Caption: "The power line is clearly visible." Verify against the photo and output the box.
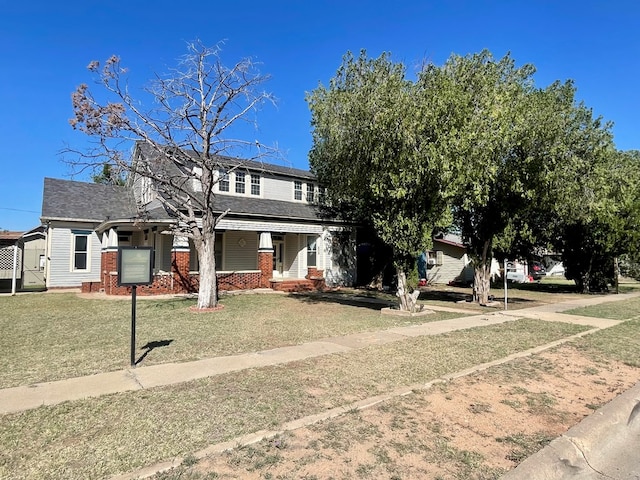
[0,207,40,214]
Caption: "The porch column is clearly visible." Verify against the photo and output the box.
[101,228,118,294]
[171,235,191,293]
[257,232,273,288]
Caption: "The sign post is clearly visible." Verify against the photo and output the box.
[504,259,508,311]
[117,247,154,368]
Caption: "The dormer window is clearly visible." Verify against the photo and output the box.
[235,172,246,194]
[306,183,315,203]
[219,169,229,192]
[250,174,260,196]
[294,180,303,200]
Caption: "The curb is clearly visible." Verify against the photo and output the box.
[501,381,640,479]
[111,329,603,480]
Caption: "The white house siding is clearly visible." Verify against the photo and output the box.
[261,175,294,202]
[285,233,301,277]
[46,222,101,287]
[324,229,356,287]
[223,231,258,271]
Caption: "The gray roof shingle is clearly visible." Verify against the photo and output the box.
[41,178,138,222]
[41,177,329,224]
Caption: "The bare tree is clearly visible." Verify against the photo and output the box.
[67,41,276,309]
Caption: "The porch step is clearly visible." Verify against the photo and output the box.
[270,278,325,293]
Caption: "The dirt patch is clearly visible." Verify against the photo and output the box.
[176,344,639,479]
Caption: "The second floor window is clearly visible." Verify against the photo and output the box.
[250,174,260,196]
[219,170,229,192]
[306,183,315,203]
[235,172,246,194]
[294,180,303,200]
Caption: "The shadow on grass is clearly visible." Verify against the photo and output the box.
[136,339,174,365]
[504,281,579,294]
[290,291,395,310]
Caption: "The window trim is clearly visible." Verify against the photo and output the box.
[235,171,246,194]
[294,180,303,201]
[250,174,261,196]
[306,183,315,203]
[71,231,90,272]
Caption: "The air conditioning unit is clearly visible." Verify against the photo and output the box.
[427,258,437,266]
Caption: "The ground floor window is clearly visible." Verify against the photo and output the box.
[189,233,224,271]
[307,235,317,267]
[72,232,89,271]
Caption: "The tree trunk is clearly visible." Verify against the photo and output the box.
[396,269,420,312]
[472,239,492,305]
[473,264,491,304]
[195,234,218,309]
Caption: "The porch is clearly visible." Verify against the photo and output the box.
[84,228,327,295]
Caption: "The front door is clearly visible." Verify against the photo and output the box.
[273,240,284,277]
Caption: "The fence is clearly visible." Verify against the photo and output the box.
[0,245,21,280]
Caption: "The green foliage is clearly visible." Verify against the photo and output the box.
[91,163,126,185]
[307,50,451,272]
[309,48,635,297]
[553,149,640,292]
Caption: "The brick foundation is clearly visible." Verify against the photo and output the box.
[96,249,323,296]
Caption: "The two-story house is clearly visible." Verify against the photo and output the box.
[40,143,355,295]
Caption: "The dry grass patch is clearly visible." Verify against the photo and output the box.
[162,342,639,480]
[0,318,588,479]
[0,292,463,388]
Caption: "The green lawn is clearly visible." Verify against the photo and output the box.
[0,292,465,388]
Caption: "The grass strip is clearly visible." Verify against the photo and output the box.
[0,318,588,479]
[572,318,640,367]
[564,297,640,321]
[0,293,462,388]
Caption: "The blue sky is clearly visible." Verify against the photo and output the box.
[1,1,638,231]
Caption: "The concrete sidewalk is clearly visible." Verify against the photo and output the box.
[0,308,522,415]
[1,292,636,415]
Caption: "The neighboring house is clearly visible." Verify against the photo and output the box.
[0,227,46,291]
[41,143,355,295]
[425,234,475,285]
[425,233,500,285]
[19,226,46,289]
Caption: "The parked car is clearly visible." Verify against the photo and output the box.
[529,261,547,280]
[506,261,528,283]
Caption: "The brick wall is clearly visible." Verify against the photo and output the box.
[97,247,263,295]
[258,251,273,288]
[217,271,262,290]
[306,267,324,279]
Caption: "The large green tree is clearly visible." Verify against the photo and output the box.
[307,51,451,311]
[553,148,640,292]
[429,51,610,303]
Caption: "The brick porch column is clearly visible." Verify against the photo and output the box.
[258,232,273,288]
[172,235,191,293]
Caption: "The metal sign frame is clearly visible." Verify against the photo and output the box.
[116,246,155,367]
[117,246,154,286]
